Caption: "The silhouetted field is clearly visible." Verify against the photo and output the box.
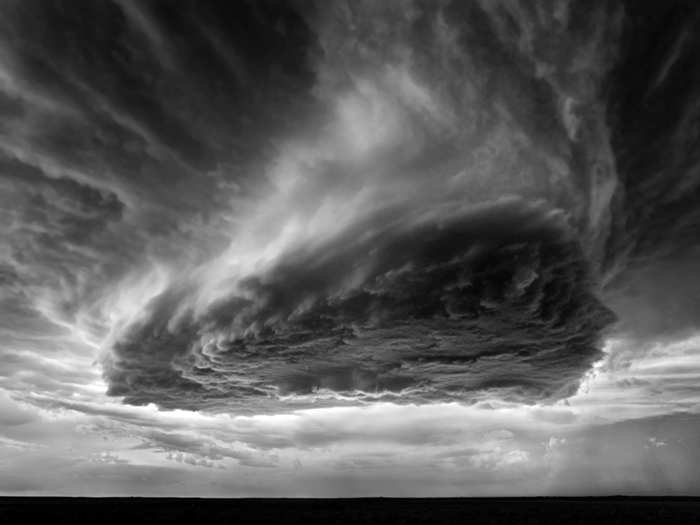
[1,497,699,524]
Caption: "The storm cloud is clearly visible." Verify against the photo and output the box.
[97,0,624,410]
[1,0,700,426]
[106,198,614,409]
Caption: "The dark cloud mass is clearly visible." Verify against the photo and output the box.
[107,200,614,409]
[2,0,700,412]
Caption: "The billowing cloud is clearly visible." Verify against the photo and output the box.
[3,0,700,497]
[95,0,623,410]
[105,199,614,409]
[2,0,698,413]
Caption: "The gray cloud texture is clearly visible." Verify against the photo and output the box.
[4,390,699,496]
[1,0,700,415]
[101,0,623,410]
[106,200,614,409]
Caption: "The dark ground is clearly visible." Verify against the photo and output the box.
[1,497,699,524]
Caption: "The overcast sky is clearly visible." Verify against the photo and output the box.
[2,0,700,496]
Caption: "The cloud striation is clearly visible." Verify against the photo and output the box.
[2,0,700,414]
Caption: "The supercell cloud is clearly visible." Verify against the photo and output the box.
[101,0,622,409]
[108,200,614,409]
[1,0,700,419]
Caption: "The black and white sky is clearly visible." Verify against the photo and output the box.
[2,0,700,496]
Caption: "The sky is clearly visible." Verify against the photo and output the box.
[1,0,700,497]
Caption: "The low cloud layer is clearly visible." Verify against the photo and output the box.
[3,387,700,496]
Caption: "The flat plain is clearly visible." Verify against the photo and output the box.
[1,497,699,524]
